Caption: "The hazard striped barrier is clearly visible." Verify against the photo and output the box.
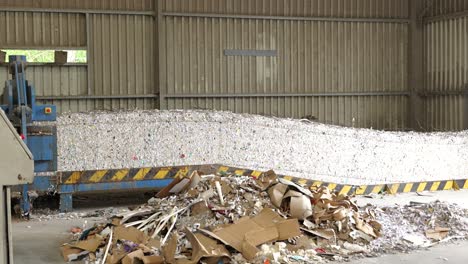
[59,164,467,195]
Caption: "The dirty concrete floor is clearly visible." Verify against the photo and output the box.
[13,217,102,263]
[12,190,468,264]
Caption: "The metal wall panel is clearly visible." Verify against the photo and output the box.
[165,96,408,129]
[88,14,155,111]
[0,64,156,113]
[0,0,154,11]
[39,98,156,113]
[424,16,467,131]
[159,16,408,129]
[0,11,86,48]
[424,95,464,131]
[158,0,409,18]
[0,65,88,112]
[424,0,468,17]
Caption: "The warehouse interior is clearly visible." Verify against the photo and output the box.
[0,0,466,131]
[0,0,467,264]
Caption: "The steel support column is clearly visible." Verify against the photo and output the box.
[408,0,425,131]
[59,193,73,213]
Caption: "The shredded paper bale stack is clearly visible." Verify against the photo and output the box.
[60,170,383,263]
[56,110,468,185]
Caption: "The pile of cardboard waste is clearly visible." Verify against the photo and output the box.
[61,170,381,263]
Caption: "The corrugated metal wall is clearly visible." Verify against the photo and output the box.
[424,15,467,131]
[87,14,156,111]
[0,65,88,112]
[0,0,154,11]
[425,0,468,17]
[0,11,86,48]
[0,2,156,113]
[158,1,409,129]
[1,0,465,131]
[158,0,409,18]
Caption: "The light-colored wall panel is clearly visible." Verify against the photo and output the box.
[424,16,467,131]
[158,0,409,18]
[159,16,408,129]
[88,14,155,110]
[0,11,86,48]
[165,96,408,130]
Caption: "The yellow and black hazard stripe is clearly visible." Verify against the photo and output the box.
[274,175,355,196]
[60,166,201,184]
[352,184,386,195]
[216,169,360,196]
[216,166,263,178]
[219,166,468,195]
[385,180,455,194]
[454,179,468,190]
[59,164,468,195]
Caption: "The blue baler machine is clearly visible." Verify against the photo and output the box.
[1,55,57,215]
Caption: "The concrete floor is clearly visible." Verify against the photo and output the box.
[343,240,468,264]
[12,190,468,264]
[12,217,102,264]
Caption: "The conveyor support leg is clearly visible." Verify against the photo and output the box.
[20,185,30,217]
[59,193,73,212]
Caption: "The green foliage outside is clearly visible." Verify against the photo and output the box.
[2,50,87,63]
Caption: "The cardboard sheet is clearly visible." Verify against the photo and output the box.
[114,226,149,244]
[207,208,301,260]
[278,178,313,197]
[169,178,191,193]
[140,255,165,264]
[156,171,199,198]
[256,170,278,190]
[244,227,279,246]
[267,183,288,208]
[354,215,378,238]
[121,249,145,264]
[71,236,103,252]
[191,201,211,216]
[147,238,161,249]
[188,171,201,189]
[276,219,301,240]
[60,244,88,262]
[163,234,178,264]
[425,227,450,240]
[176,229,230,264]
[284,190,313,220]
[106,248,127,264]
[301,228,335,240]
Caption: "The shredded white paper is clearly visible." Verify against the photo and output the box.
[56,110,468,185]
